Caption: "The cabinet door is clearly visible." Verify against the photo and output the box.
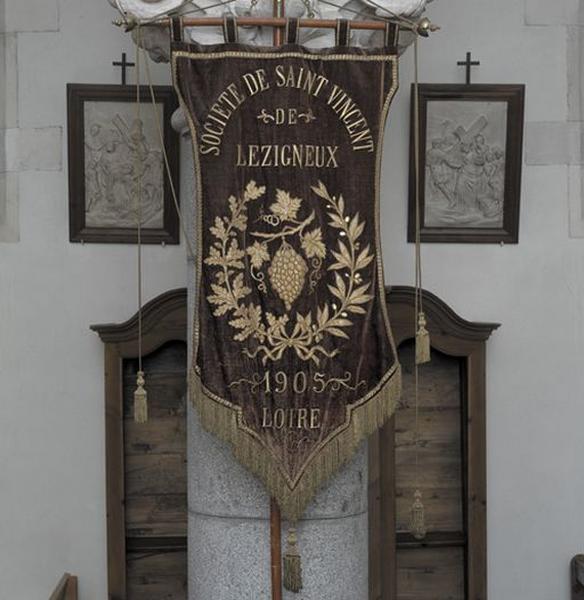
[369,287,495,600]
[395,341,465,600]
[123,341,188,600]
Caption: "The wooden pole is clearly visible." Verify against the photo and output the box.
[120,16,411,32]
[270,498,283,600]
[269,4,284,596]
[272,0,284,45]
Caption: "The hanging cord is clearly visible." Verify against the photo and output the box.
[409,33,429,541]
[413,35,430,366]
[141,48,197,261]
[133,24,148,424]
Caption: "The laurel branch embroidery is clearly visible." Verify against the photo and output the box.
[204,180,374,365]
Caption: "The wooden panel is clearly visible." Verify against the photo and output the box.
[395,342,464,534]
[572,555,584,600]
[369,287,495,600]
[123,341,188,599]
[397,547,465,600]
[125,454,187,496]
[369,422,397,600]
[126,550,187,600]
[105,345,126,598]
[123,342,187,535]
[49,574,78,600]
[122,378,187,419]
[125,417,187,455]
[125,494,187,537]
[95,290,190,600]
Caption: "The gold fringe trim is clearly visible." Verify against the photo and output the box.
[190,366,401,521]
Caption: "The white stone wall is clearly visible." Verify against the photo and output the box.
[523,0,584,238]
[1,0,583,599]
[385,1,584,599]
[0,1,185,598]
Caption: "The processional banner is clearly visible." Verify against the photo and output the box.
[172,18,401,520]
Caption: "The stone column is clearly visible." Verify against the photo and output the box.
[174,115,369,600]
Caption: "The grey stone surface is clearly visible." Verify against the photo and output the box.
[284,511,368,600]
[188,407,271,520]
[0,127,62,172]
[568,26,583,122]
[0,35,18,129]
[171,110,189,138]
[569,166,584,237]
[524,0,581,25]
[566,19,584,238]
[0,173,19,242]
[188,506,272,600]
[188,407,368,520]
[187,497,368,600]
[176,121,370,599]
[2,0,59,33]
[524,121,582,165]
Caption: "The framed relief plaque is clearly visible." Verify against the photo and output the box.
[67,84,180,244]
[408,84,525,244]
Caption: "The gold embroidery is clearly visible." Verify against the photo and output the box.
[256,108,317,125]
[204,180,374,365]
[235,144,339,168]
[227,370,366,394]
[172,49,402,518]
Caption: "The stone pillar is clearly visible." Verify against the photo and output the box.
[174,117,369,600]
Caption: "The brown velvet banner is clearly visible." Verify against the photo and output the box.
[172,22,401,519]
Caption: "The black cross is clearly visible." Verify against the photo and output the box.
[112,52,135,86]
[457,51,480,85]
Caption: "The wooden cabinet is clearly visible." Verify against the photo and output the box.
[92,289,188,600]
[369,287,498,600]
[93,286,496,599]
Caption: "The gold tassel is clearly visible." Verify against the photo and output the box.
[283,527,303,593]
[134,370,148,423]
[410,489,427,540]
[415,312,431,365]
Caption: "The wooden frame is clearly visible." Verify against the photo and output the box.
[369,286,499,600]
[408,84,525,244]
[68,84,180,244]
[49,574,78,600]
[91,289,187,599]
[572,555,584,600]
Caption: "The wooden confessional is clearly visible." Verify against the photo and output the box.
[369,287,498,600]
[93,286,497,600]
[92,289,188,600]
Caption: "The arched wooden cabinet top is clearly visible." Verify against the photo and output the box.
[91,285,498,350]
[91,288,187,354]
[92,288,189,600]
[387,285,499,348]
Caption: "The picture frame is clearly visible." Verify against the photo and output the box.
[67,83,180,244]
[408,84,525,244]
